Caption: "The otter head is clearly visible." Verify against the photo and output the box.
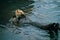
[15,9,24,18]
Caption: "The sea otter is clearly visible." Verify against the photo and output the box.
[9,9,26,26]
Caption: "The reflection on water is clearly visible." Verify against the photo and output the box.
[0,23,59,40]
[48,30,58,40]
[0,0,60,40]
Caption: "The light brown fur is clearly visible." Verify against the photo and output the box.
[15,9,24,18]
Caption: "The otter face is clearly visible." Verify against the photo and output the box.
[15,9,24,18]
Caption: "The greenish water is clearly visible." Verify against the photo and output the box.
[0,0,60,40]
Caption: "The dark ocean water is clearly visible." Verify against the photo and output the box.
[0,0,60,40]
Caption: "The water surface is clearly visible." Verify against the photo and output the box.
[0,0,60,40]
